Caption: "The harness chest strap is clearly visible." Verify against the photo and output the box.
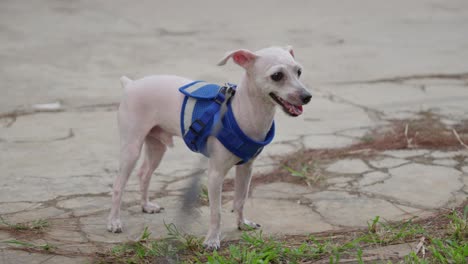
[215,103,275,162]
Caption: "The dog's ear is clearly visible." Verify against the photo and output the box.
[285,45,294,58]
[217,49,257,68]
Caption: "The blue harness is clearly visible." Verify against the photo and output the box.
[179,81,275,164]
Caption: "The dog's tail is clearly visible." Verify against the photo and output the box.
[119,76,132,88]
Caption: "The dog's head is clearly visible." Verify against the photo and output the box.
[218,46,312,117]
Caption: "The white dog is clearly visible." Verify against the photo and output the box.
[107,46,312,249]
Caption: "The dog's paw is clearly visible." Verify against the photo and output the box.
[238,219,261,231]
[107,218,123,233]
[203,237,220,251]
[142,202,163,214]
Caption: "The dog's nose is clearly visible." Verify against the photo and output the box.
[301,93,312,104]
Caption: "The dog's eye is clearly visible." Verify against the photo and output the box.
[270,72,284,82]
[297,69,302,77]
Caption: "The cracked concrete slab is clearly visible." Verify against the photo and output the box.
[326,159,371,174]
[432,158,459,167]
[363,163,462,208]
[0,249,88,264]
[303,134,355,149]
[359,171,389,186]
[56,196,112,217]
[326,176,354,185]
[308,191,415,227]
[462,166,468,174]
[382,149,430,158]
[229,198,335,235]
[430,150,468,159]
[252,182,313,199]
[324,83,468,119]
[2,207,70,224]
[0,202,41,215]
[463,177,468,193]
[369,157,408,169]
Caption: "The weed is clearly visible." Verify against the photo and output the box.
[367,216,380,233]
[360,134,374,143]
[356,247,364,264]
[165,222,203,251]
[428,238,467,264]
[282,162,323,186]
[3,239,54,251]
[446,206,467,241]
[199,184,209,205]
[283,165,308,178]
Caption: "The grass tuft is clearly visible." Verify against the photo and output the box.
[3,239,55,251]
[199,184,209,206]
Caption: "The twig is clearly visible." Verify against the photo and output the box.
[452,129,468,149]
[404,123,414,148]
[415,236,426,257]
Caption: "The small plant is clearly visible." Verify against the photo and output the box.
[367,216,380,233]
[360,134,374,143]
[165,222,203,251]
[356,248,364,264]
[427,238,467,264]
[447,205,467,241]
[139,226,151,241]
[3,239,54,251]
[30,219,50,230]
[283,165,308,178]
[199,184,209,205]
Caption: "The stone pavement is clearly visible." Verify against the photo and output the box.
[1,0,468,263]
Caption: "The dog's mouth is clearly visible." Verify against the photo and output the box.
[269,93,303,117]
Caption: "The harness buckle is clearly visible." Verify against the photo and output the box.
[214,93,226,105]
[224,83,236,97]
[214,84,236,104]
[189,119,205,135]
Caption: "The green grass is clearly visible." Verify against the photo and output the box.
[2,239,55,251]
[282,163,322,185]
[360,134,375,143]
[282,165,308,179]
[92,205,467,264]
[199,184,209,205]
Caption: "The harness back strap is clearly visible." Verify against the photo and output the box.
[182,83,235,154]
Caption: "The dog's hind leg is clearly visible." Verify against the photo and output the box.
[107,109,149,233]
[107,137,145,232]
[233,161,261,230]
[137,135,166,213]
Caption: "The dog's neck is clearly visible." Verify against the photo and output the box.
[230,73,276,141]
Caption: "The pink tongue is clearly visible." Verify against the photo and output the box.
[287,104,303,116]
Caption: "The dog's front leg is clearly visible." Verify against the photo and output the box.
[203,164,226,250]
[233,161,261,230]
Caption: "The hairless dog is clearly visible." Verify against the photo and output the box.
[107,46,312,249]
